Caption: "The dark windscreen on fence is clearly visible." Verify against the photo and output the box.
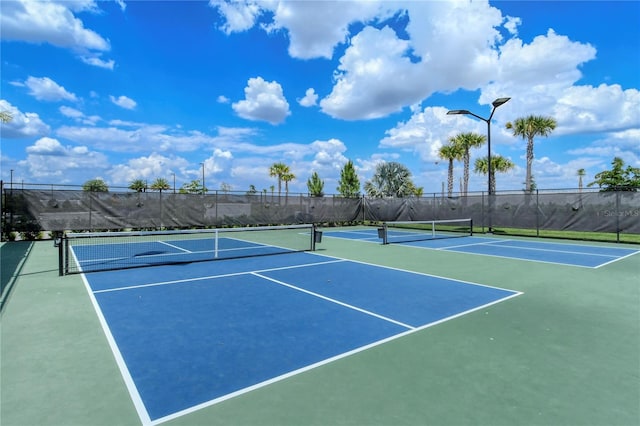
[4,189,363,230]
[2,188,639,240]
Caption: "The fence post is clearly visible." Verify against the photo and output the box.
[536,189,540,237]
[616,190,620,243]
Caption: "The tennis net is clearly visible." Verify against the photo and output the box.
[380,218,473,244]
[59,224,317,275]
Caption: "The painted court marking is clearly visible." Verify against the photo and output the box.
[79,251,520,425]
[323,229,638,268]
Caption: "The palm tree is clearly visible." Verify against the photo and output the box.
[474,155,515,193]
[150,178,171,192]
[450,132,485,196]
[577,168,586,192]
[269,162,291,197]
[438,143,463,197]
[506,115,557,192]
[129,179,147,192]
[282,172,295,195]
[364,161,417,198]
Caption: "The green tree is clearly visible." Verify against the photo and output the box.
[269,162,291,197]
[474,155,515,193]
[179,179,206,194]
[588,157,640,192]
[307,172,324,197]
[0,111,13,123]
[364,161,417,198]
[220,182,232,193]
[506,115,557,193]
[129,179,147,192]
[450,132,485,196]
[438,143,463,197]
[246,184,258,195]
[82,178,109,192]
[337,160,360,197]
[150,178,170,191]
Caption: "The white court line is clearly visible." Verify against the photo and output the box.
[252,272,415,330]
[398,238,628,269]
[92,258,347,294]
[158,240,192,253]
[595,250,640,269]
[307,251,520,293]
[436,239,507,250]
[79,271,152,425]
[484,240,622,258]
[150,271,522,426]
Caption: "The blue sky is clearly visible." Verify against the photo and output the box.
[1,0,639,195]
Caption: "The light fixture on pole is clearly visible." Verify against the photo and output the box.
[447,97,510,231]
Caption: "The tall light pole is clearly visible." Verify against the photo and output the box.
[171,172,176,194]
[200,162,205,195]
[447,97,510,231]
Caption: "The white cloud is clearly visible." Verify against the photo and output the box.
[504,16,521,36]
[17,76,78,102]
[320,25,425,120]
[20,136,108,180]
[308,138,349,172]
[553,84,640,135]
[56,123,206,153]
[217,95,230,104]
[0,0,109,50]
[263,1,391,59]
[232,77,290,125]
[0,0,115,68]
[109,153,190,185]
[80,55,115,70]
[380,106,453,162]
[298,88,318,107]
[210,0,263,34]
[59,106,101,125]
[211,0,395,59]
[59,106,84,119]
[0,99,51,139]
[115,0,127,12]
[110,95,137,110]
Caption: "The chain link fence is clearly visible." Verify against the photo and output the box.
[2,182,638,243]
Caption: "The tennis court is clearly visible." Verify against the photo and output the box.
[82,242,519,423]
[322,222,639,268]
[2,225,639,426]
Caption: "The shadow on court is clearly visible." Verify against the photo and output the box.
[0,241,33,312]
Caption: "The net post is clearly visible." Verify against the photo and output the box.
[470,218,473,236]
[378,223,388,245]
[312,223,316,251]
[57,234,63,276]
[214,229,219,258]
[64,233,69,275]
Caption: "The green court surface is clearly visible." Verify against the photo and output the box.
[1,228,639,426]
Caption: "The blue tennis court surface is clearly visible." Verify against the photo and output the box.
[322,229,639,268]
[79,250,520,424]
